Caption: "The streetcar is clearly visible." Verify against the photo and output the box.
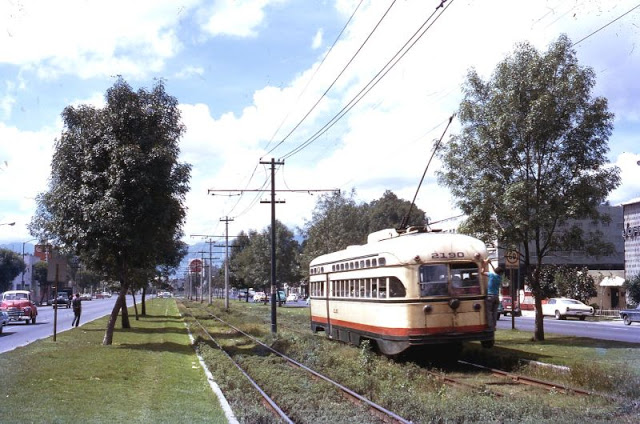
[308,226,494,356]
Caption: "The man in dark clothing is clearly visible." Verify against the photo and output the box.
[71,293,82,327]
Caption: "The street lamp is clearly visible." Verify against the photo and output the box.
[22,238,38,290]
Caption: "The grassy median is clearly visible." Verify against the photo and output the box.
[0,298,228,424]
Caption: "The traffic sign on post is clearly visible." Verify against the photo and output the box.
[505,249,519,269]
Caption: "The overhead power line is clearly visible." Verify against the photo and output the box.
[262,0,365,154]
[280,0,453,160]
[265,0,398,157]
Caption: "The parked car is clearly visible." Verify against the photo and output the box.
[0,310,8,333]
[0,290,38,324]
[542,298,594,320]
[80,293,92,301]
[619,305,640,326]
[253,292,267,302]
[499,296,522,317]
[286,293,298,302]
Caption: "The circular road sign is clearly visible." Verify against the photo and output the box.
[505,249,519,269]
[189,258,203,273]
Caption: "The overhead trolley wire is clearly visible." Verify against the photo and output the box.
[262,0,365,154]
[218,1,366,221]
[264,0,399,157]
[280,0,453,161]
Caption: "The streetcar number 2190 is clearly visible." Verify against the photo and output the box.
[431,252,465,259]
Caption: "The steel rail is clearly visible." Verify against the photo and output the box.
[197,306,413,424]
[458,360,598,396]
[184,309,294,424]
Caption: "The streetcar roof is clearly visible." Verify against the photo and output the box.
[310,229,487,267]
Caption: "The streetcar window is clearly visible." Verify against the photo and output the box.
[371,279,377,297]
[419,264,449,296]
[365,278,371,297]
[378,277,387,298]
[379,257,386,266]
[360,260,364,269]
[372,259,377,267]
[366,259,371,267]
[349,280,355,297]
[451,263,481,295]
[389,277,406,298]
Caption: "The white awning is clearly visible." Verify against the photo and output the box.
[600,276,625,287]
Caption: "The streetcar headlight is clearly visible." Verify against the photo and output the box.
[448,298,460,309]
[423,305,432,314]
[473,303,482,311]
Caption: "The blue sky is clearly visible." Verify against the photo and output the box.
[1,0,639,250]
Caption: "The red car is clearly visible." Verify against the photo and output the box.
[0,290,38,324]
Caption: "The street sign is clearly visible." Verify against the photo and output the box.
[189,258,203,273]
[505,249,519,269]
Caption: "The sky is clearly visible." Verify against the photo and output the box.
[1,0,639,255]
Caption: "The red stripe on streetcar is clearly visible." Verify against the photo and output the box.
[311,315,486,336]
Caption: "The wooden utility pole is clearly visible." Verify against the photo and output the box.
[208,158,338,334]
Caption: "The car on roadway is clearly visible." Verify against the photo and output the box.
[542,297,594,320]
[0,290,38,324]
[286,293,298,302]
[619,305,640,326]
[52,292,71,308]
[80,293,92,301]
[253,292,267,302]
[0,310,8,333]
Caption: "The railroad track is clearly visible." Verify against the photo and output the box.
[182,303,412,424]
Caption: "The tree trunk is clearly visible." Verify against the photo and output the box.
[102,292,125,345]
[120,286,130,329]
[141,286,147,316]
[532,264,545,341]
[131,289,139,321]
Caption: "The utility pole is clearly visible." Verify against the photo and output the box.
[220,217,234,311]
[260,158,284,334]
[209,158,338,335]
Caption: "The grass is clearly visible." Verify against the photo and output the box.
[182,298,640,423]
[0,298,228,424]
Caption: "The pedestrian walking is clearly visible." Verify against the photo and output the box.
[71,293,82,327]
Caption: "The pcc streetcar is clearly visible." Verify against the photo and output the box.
[308,226,494,356]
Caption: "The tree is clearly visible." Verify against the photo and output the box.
[366,190,426,233]
[300,189,428,278]
[437,35,620,341]
[0,248,25,292]
[625,274,640,306]
[29,78,191,345]
[230,222,301,294]
[536,265,597,305]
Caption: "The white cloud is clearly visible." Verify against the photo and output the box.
[175,66,205,79]
[0,0,196,80]
[610,152,640,205]
[201,0,287,38]
[312,29,324,50]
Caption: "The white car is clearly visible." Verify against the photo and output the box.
[542,298,594,320]
[253,292,267,302]
[286,293,298,302]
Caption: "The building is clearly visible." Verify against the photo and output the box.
[623,197,640,280]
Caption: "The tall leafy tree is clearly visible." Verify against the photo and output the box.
[30,78,191,345]
[0,248,25,292]
[437,35,620,341]
[366,190,427,232]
